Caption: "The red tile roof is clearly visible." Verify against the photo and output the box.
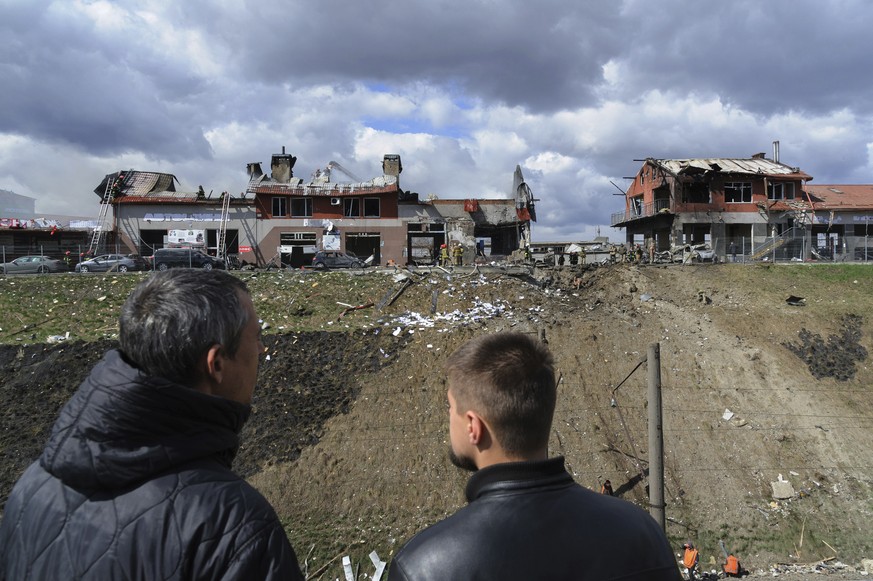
[803,184,873,210]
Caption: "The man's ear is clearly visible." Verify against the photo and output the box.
[466,411,487,445]
[204,344,225,384]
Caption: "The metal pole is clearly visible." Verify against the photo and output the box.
[647,342,666,531]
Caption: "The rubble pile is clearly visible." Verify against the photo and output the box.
[764,559,860,578]
[782,314,868,381]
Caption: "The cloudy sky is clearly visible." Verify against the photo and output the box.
[2,0,872,241]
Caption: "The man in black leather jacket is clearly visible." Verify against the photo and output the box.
[0,269,303,580]
[388,332,681,581]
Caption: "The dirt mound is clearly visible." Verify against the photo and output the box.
[236,330,407,477]
[2,264,872,580]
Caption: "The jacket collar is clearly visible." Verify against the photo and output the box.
[41,349,251,490]
[465,456,572,502]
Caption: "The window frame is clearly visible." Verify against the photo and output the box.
[363,197,380,218]
[724,182,753,203]
[344,198,361,218]
[272,196,287,217]
[290,197,313,217]
[767,182,795,201]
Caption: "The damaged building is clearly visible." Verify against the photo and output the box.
[98,150,535,267]
[612,145,873,261]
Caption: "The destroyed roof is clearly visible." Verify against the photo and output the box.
[801,184,873,210]
[93,171,181,198]
[430,199,524,225]
[650,157,812,180]
[116,191,203,203]
[247,174,399,197]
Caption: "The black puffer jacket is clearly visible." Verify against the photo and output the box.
[389,457,682,581]
[0,350,302,581]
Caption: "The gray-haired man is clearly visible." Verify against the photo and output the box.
[0,269,303,580]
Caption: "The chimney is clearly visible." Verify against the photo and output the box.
[271,147,297,183]
[246,162,263,179]
[382,154,402,178]
[772,140,780,163]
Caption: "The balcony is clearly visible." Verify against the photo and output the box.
[611,199,672,226]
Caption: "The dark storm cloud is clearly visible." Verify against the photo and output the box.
[203,0,625,113]
[611,0,873,117]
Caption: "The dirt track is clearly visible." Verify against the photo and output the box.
[1,263,872,579]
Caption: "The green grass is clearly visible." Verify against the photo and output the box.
[0,270,392,344]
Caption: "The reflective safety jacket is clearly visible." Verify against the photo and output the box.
[684,548,699,569]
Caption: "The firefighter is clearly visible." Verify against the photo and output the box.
[452,243,463,266]
[439,244,449,267]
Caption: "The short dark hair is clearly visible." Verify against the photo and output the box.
[119,269,251,386]
[445,332,556,456]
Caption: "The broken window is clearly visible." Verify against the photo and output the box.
[767,182,795,200]
[290,197,312,217]
[344,198,360,217]
[683,182,711,204]
[272,197,287,217]
[724,182,752,203]
[363,197,380,217]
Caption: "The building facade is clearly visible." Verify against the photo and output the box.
[612,152,873,261]
[102,150,535,267]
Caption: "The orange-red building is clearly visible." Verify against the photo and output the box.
[612,152,873,261]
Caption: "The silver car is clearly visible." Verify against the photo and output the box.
[0,255,69,274]
[75,254,147,273]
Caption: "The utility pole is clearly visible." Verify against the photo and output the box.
[647,342,665,530]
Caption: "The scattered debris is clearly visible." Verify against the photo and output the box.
[338,302,374,319]
[768,558,857,577]
[785,295,805,306]
[377,277,414,310]
[46,332,71,344]
[771,473,796,499]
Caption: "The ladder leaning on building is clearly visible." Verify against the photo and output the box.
[216,191,232,265]
[88,170,130,256]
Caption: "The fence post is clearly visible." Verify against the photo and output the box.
[647,342,666,531]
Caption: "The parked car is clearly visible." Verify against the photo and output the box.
[312,250,365,270]
[75,253,147,273]
[0,255,69,274]
[151,248,225,271]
